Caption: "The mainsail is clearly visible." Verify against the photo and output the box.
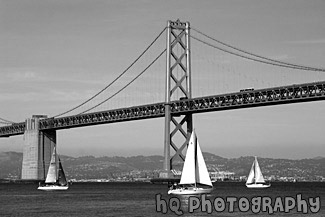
[246,162,255,184]
[179,131,212,187]
[45,147,57,183]
[179,132,196,185]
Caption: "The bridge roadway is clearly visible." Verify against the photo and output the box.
[1,81,325,137]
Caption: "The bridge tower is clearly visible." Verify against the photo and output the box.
[161,20,192,178]
[21,115,56,180]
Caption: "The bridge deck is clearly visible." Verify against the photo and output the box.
[1,81,325,137]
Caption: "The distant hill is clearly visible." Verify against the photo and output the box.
[0,152,22,179]
[313,156,325,160]
[0,151,324,180]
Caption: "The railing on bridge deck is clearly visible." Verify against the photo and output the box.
[1,81,325,137]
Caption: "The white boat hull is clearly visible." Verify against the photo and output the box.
[246,183,271,189]
[168,187,213,195]
[38,185,69,191]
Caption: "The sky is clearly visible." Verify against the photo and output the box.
[1,0,325,159]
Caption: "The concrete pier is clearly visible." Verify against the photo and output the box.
[21,116,56,180]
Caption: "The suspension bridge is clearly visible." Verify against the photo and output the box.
[1,20,325,180]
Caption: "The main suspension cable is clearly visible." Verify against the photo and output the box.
[78,48,166,114]
[191,35,325,72]
[192,27,325,72]
[52,27,167,118]
[0,117,15,124]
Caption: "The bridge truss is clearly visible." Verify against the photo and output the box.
[1,81,325,137]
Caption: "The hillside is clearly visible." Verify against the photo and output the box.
[0,152,324,181]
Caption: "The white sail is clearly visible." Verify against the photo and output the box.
[246,157,266,184]
[45,147,57,183]
[245,157,270,189]
[38,146,69,191]
[195,139,213,186]
[179,130,212,187]
[168,130,213,195]
[179,132,196,185]
[246,161,255,184]
[254,158,266,183]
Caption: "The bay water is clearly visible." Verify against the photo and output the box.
[0,182,324,216]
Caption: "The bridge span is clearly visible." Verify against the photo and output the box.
[1,80,325,138]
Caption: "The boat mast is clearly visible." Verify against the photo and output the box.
[55,146,58,182]
[194,131,197,188]
[254,156,257,184]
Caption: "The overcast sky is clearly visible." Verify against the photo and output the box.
[1,0,325,159]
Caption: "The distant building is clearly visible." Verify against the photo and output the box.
[209,171,235,182]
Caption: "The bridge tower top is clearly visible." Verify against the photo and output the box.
[165,19,192,102]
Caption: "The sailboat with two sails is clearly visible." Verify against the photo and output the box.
[38,147,69,191]
[168,130,213,195]
[246,156,271,188]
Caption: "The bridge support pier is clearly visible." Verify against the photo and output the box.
[21,116,56,180]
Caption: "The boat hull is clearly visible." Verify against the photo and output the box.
[246,183,271,188]
[168,187,213,195]
[38,185,69,191]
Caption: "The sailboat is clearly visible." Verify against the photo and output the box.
[38,147,69,191]
[168,130,213,195]
[246,156,271,188]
